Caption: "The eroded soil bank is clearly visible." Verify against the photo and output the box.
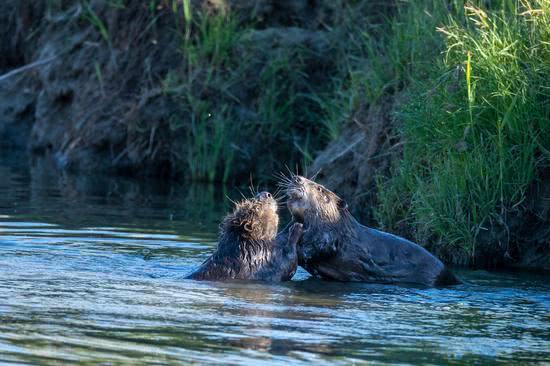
[0,0,362,178]
[1,0,548,272]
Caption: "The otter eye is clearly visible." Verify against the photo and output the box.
[316,186,322,192]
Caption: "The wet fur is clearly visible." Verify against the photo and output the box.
[187,194,301,281]
[282,174,459,287]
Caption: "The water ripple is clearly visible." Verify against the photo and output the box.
[0,171,548,364]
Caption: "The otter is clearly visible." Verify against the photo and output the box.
[187,191,303,281]
[282,174,459,287]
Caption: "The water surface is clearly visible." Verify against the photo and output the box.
[0,152,548,365]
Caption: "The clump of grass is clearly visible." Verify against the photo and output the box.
[82,2,111,46]
[164,5,337,181]
[181,10,239,70]
[163,9,241,183]
[359,1,453,99]
[184,99,234,183]
[311,1,453,142]
[375,0,549,265]
[255,46,321,159]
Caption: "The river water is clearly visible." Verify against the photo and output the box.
[0,151,548,365]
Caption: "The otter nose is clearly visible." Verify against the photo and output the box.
[257,191,272,200]
[289,190,303,199]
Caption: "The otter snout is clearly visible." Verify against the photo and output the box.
[256,191,272,200]
[285,177,308,224]
[256,191,278,213]
[286,191,307,224]
[288,190,304,200]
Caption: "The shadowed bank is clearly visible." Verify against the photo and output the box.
[0,153,549,365]
[0,1,548,270]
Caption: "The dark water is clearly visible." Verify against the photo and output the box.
[0,152,549,365]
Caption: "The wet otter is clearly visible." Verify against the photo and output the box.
[283,174,459,287]
[187,191,303,281]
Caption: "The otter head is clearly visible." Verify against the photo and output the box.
[222,191,279,242]
[283,174,348,229]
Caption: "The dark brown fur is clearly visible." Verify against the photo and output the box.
[187,192,302,281]
[282,174,459,287]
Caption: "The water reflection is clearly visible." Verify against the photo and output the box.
[0,150,228,233]
[0,150,549,365]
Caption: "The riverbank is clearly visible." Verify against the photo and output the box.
[2,151,549,364]
[0,0,548,271]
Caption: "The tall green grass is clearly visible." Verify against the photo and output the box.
[162,9,241,183]
[374,0,549,265]
[162,5,335,182]
[82,2,111,46]
[59,0,549,265]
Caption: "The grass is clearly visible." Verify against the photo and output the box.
[76,0,548,265]
[82,3,111,46]
[160,4,337,182]
[166,10,241,183]
[373,0,549,265]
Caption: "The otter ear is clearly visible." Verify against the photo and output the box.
[337,198,348,210]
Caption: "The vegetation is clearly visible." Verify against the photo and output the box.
[158,3,336,182]
[373,0,549,265]
[159,0,549,264]
[6,0,548,267]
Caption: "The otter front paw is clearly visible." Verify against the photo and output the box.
[288,222,303,246]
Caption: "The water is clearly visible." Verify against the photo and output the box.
[0,152,549,365]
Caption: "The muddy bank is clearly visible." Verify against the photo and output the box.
[1,0,547,272]
[313,130,550,273]
[0,0,351,179]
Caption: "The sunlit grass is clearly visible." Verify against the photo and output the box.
[79,0,548,261]
[375,0,549,264]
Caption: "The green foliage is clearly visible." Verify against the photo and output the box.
[165,11,241,183]
[82,3,111,46]
[310,1,456,141]
[184,100,234,183]
[375,0,549,264]
[181,11,238,68]
[163,6,336,182]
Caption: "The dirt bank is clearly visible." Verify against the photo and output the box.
[1,0,547,272]
[0,0,349,179]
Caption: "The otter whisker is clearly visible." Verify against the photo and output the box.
[274,171,292,186]
[309,168,322,181]
[273,170,286,179]
[248,174,257,196]
[282,165,299,185]
[276,180,291,189]
[273,185,284,198]
[284,164,296,180]
[275,172,293,189]
[225,194,237,206]
[282,167,299,184]
[236,188,248,200]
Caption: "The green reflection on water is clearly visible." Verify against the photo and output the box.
[0,151,549,365]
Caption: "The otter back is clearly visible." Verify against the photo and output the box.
[187,192,302,282]
[284,175,460,287]
[187,224,302,282]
